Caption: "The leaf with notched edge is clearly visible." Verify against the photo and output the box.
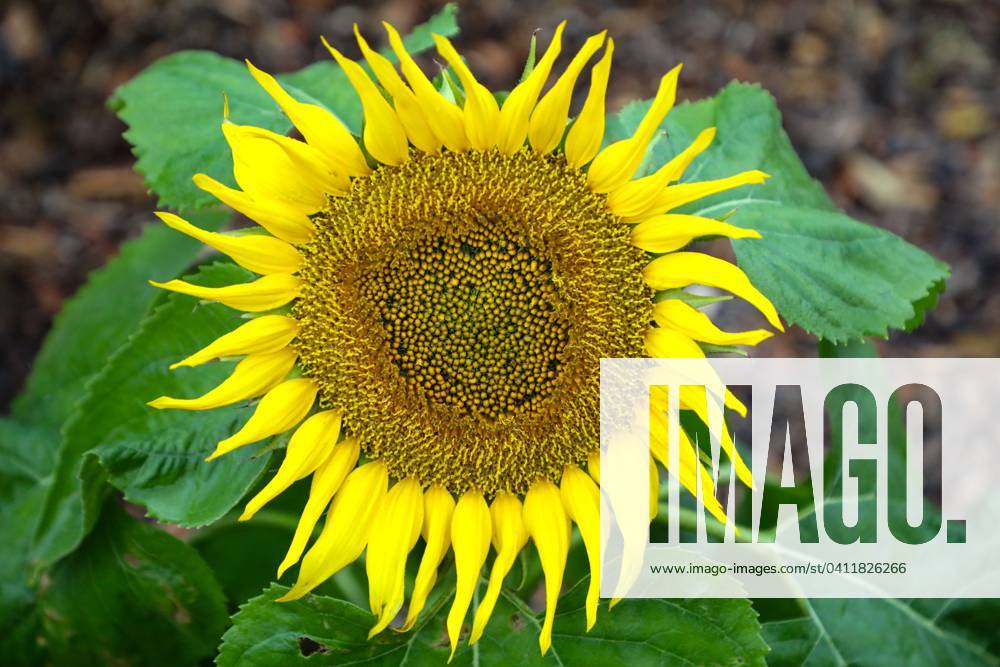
[110,5,459,211]
[607,82,948,343]
[218,580,767,666]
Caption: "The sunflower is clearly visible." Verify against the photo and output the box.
[148,21,781,657]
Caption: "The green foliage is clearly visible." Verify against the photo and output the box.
[32,259,272,573]
[85,261,276,526]
[0,6,971,665]
[755,340,999,666]
[109,4,459,211]
[0,418,53,666]
[761,598,999,667]
[9,210,227,430]
[733,204,949,342]
[218,581,767,666]
[0,211,228,664]
[39,504,228,667]
[609,83,949,343]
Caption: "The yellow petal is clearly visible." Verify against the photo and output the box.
[657,127,717,182]
[400,484,455,631]
[587,65,682,193]
[433,34,500,151]
[366,478,424,638]
[354,26,440,155]
[246,60,369,177]
[222,123,341,209]
[149,273,300,313]
[643,326,705,359]
[649,403,728,524]
[630,213,761,253]
[529,31,606,155]
[560,466,600,630]
[239,410,342,521]
[192,173,314,244]
[587,451,601,484]
[170,315,298,370]
[642,252,782,330]
[564,40,614,169]
[277,437,360,578]
[606,127,716,219]
[523,478,570,656]
[383,22,469,152]
[208,378,317,460]
[652,299,772,347]
[323,37,410,167]
[649,457,660,522]
[234,125,350,195]
[495,21,565,154]
[148,348,296,411]
[652,170,769,214]
[446,490,491,661]
[644,327,748,418]
[279,460,388,601]
[469,492,527,644]
[676,384,754,488]
[155,212,302,276]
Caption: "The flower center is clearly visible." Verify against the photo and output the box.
[359,227,568,419]
[293,149,651,494]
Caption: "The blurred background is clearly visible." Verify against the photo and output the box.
[1,0,997,411]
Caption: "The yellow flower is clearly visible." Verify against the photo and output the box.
[148,21,782,658]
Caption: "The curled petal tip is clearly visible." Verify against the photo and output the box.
[274,588,305,603]
[366,610,396,640]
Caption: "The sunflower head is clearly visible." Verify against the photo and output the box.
[148,20,781,658]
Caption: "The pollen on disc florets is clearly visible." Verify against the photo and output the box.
[359,226,570,420]
[293,148,651,495]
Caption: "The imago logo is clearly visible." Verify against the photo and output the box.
[599,358,999,599]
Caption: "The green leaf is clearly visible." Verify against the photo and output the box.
[732,204,949,342]
[608,82,948,343]
[759,495,999,665]
[111,5,459,211]
[218,580,767,665]
[760,339,999,666]
[0,419,53,666]
[0,213,230,660]
[9,210,227,431]
[32,261,273,570]
[761,598,998,666]
[38,503,228,667]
